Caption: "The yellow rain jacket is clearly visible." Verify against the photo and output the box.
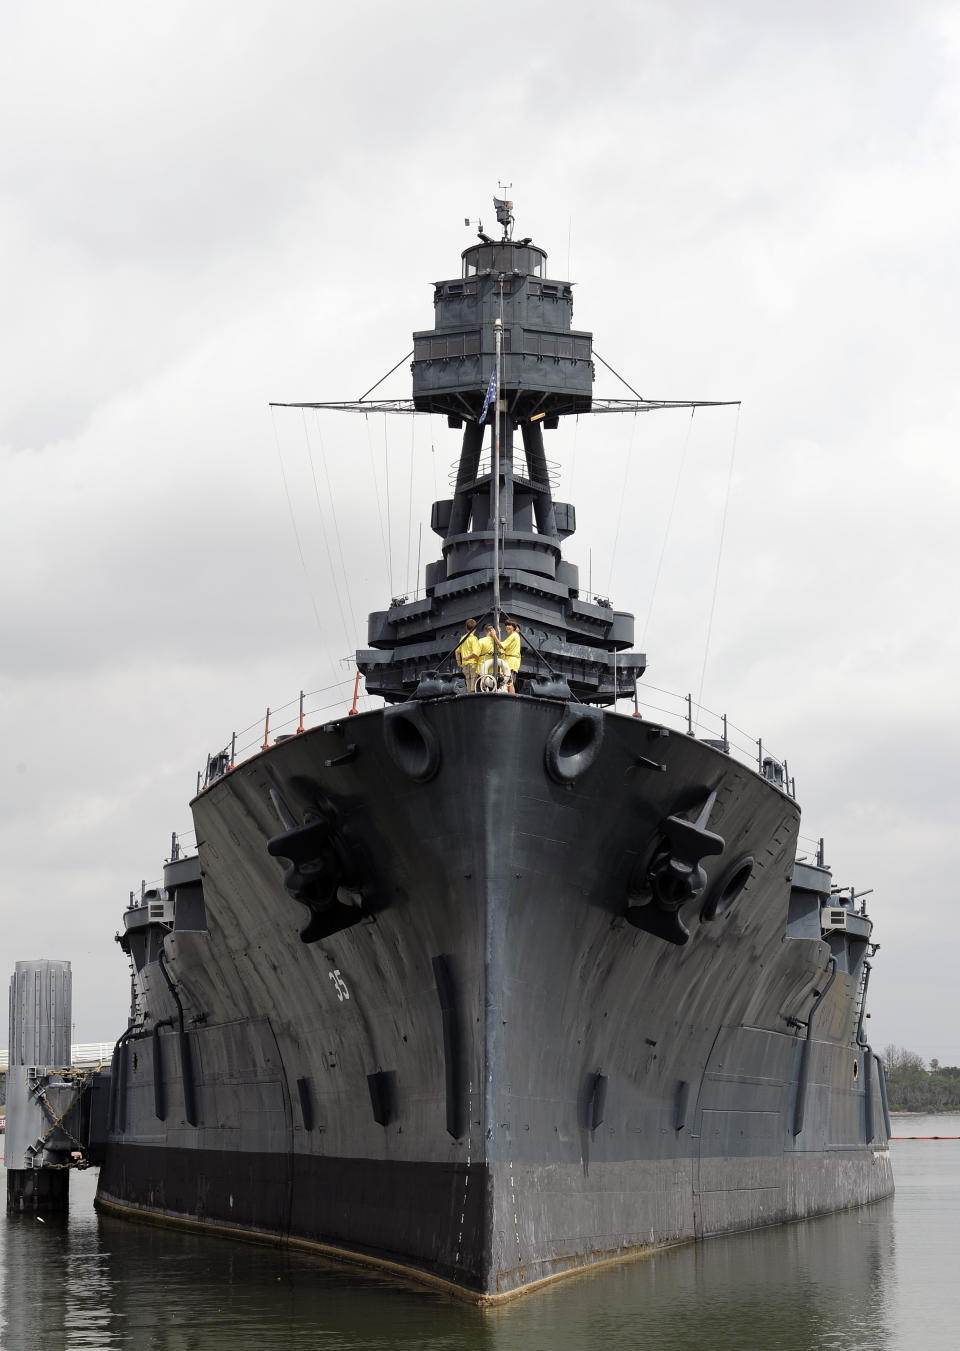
[502,630,521,673]
[476,633,504,678]
[476,633,496,664]
[456,630,482,672]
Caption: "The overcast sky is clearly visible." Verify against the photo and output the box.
[2,1,958,1065]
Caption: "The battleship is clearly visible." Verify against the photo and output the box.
[95,198,894,1301]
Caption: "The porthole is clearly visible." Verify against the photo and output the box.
[853,1059,860,1081]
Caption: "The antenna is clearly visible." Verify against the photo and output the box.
[494,184,514,239]
[465,215,491,243]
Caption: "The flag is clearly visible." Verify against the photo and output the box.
[479,368,497,424]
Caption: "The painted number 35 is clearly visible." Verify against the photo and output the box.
[328,969,350,1002]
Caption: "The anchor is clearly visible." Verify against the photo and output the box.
[266,806,365,944]
[626,790,725,945]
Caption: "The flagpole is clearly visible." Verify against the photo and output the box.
[492,313,502,628]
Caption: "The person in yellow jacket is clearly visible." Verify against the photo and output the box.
[477,623,506,690]
[500,619,521,694]
[477,623,496,671]
[455,618,482,692]
[475,620,521,692]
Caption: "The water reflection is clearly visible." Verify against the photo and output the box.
[483,1200,895,1351]
[0,1122,955,1351]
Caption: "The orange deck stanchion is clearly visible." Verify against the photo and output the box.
[348,671,362,716]
[262,707,271,751]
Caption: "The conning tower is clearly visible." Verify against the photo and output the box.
[358,201,645,704]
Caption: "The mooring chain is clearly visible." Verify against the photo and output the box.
[31,1070,92,1157]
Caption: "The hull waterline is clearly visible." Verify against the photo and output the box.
[97,696,892,1300]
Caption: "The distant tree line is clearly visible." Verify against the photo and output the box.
[882,1046,960,1111]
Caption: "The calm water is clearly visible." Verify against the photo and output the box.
[2,1115,958,1350]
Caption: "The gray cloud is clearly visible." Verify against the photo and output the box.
[1,0,958,1062]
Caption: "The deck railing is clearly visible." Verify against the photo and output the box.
[0,1042,116,1071]
[194,672,801,806]
[629,682,797,797]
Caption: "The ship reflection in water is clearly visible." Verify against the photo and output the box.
[3,1124,958,1351]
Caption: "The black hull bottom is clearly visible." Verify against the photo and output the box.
[96,1141,893,1302]
[97,1143,488,1294]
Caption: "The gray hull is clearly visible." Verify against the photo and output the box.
[96,694,893,1300]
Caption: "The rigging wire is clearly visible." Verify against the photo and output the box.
[358,349,415,403]
[301,411,353,661]
[311,412,362,649]
[270,407,325,638]
[639,407,696,653]
[567,413,580,500]
[607,412,639,593]
[695,404,741,730]
[593,350,646,401]
[406,411,416,594]
[383,413,393,594]
[364,412,392,589]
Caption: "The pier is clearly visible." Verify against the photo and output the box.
[3,961,111,1212]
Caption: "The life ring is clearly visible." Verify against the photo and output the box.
[478,657,511,693]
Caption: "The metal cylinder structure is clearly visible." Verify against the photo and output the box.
[5,960,74,1212]
[8,959,72,1069]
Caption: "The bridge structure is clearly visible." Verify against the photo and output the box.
[0,1043,115,1071]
